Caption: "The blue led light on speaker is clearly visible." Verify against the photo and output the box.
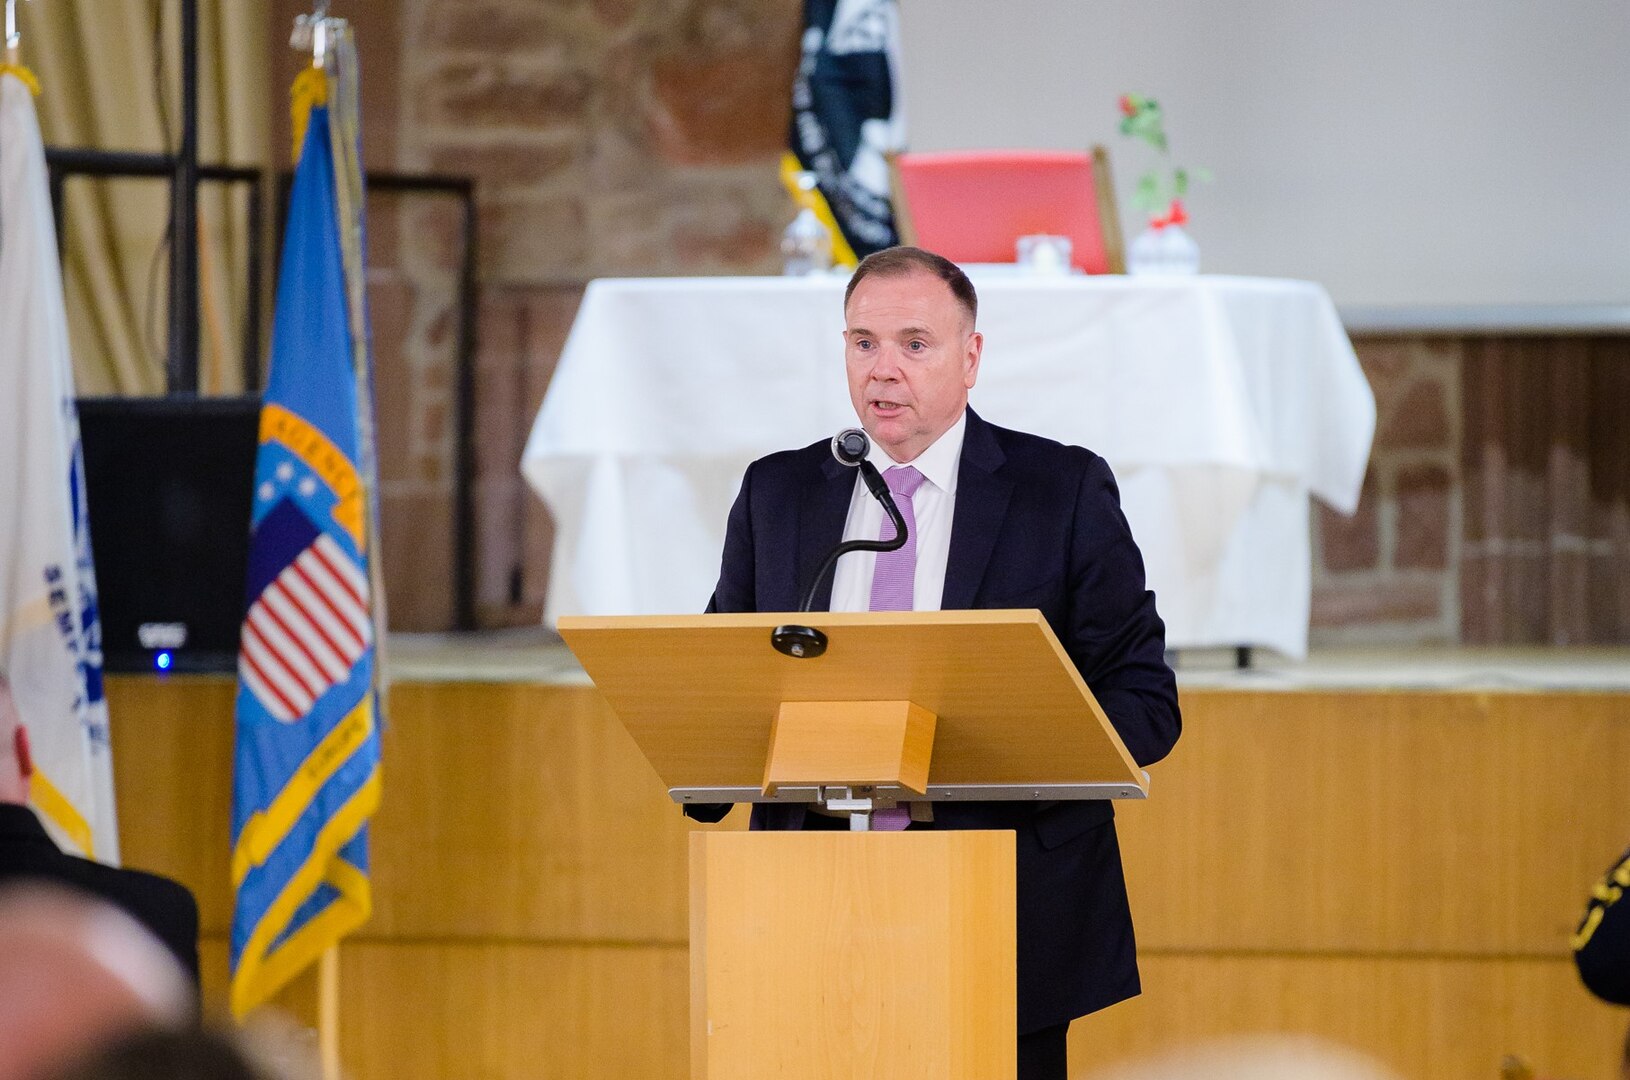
[155,651,173,671]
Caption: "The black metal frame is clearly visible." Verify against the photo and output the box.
[361,174,480,633]
[171,0,200,393]
[44,148,265,391]
[41,1,483,630]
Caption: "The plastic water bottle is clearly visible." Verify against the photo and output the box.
[781,207,832,276]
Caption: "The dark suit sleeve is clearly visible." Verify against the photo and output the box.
[705,460,757,615]
[1575,844,1630,1005]
[687,462,760,823]
[164,880,202,992]
[1066,454,1181,768]
[119,868,202,993]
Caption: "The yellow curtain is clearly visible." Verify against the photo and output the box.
[15,0,269,395]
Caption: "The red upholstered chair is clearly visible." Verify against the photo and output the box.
[889,147,1126,274]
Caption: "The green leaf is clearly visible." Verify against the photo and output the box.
[1133,173,1161,212]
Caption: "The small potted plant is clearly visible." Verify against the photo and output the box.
[1118,93,1210,274]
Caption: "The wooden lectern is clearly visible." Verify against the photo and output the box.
[558,610,1147,1080]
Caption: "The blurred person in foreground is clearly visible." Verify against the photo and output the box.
[0,886,192,1080]
[1074,1034,1406,1080]
[687,246,1181,1080]
[0,670,200,985]
[37,1024,315,1080]
[1574,842,1630,1079]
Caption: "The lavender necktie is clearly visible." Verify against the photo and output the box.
[869,465,926,830]
[868,466,927,612]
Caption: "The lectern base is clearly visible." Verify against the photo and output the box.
[690,831,1017,1080]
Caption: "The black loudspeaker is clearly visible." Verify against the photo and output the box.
[77,396,260,674]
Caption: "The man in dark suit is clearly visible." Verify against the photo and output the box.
[0,671,200,988]
[687,246,1181,1079]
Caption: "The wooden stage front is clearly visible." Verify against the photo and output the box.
[106,639,1630,1080]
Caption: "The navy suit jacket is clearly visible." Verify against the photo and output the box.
[690,408,1181,1031]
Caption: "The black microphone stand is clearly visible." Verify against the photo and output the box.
[772,459,907,659]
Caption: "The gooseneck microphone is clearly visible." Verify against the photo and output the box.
[772,429,911,659]
[830,427,869,465]
[802,429,909,612]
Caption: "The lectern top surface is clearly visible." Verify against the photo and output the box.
[558,610,1142,793]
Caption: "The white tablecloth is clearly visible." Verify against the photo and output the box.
[521,274,1374,658]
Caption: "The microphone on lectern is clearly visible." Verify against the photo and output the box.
[790,428,911,615]
[831,427,869,465]
[830,428,895,507]
[773,428,913,657]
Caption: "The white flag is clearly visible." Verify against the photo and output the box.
[0,68,118,863]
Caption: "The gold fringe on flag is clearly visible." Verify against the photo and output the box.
[290,65,328,163]
[322,25,389,702]
[0,63,41,96]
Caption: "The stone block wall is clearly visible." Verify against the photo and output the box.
[365,0,805,629]
[403,0,799,284]
[1309,336,1462,646]
[1460,337,1630,644]
[1309,334,1630,647]
[470,284,583,626]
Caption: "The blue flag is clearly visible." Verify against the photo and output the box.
[230,73,381,1018]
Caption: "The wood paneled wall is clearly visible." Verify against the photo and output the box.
[104,677,1629,1079]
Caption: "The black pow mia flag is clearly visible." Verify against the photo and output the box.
[789,0,905,259]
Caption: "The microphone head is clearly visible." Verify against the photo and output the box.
[830,428,870,466]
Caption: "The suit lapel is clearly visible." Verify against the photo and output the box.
[942,409,1012,610]
[796,454,855,612]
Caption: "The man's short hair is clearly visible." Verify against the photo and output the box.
[844,246,978,326]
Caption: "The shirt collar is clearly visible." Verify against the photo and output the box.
[868,410,966,496]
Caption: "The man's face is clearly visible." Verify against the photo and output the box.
[844,269,982,463]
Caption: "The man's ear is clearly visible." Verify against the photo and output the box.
[14,726,33,780]
[963,330,984,389]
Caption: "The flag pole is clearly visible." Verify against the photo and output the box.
[302,12,347,1078]
[318,946,342,1080]
[4,0,28,67]
[290,0,333,70]
[320,22,390,708]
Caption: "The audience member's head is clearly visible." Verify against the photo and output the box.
[36,1026,291,1080]
[1076,1035,1407,1080]
[0,886,192,1080]
[0,669,34,804]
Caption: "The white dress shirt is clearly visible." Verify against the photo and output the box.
[829,411,967,613]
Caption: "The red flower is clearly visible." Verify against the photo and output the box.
[1119,94,1136,117]
[1167,199,1188,226]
